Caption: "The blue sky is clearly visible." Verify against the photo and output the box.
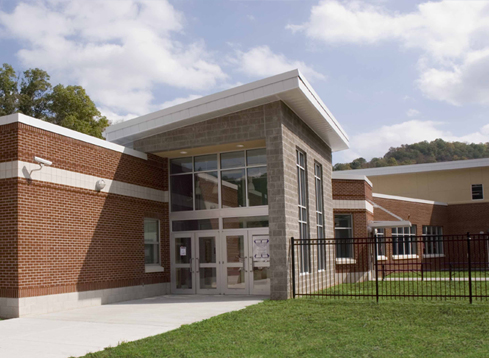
[1,0,488,163]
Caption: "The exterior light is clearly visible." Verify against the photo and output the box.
[180,151,188,154]
[236,144,244,148]
[95,179,106,192]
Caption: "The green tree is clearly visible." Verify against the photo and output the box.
[0,63,110,138]
[18,68,52,118]
[46,85,109,139]
[0,64,18,116]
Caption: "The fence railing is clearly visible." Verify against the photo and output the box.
[291,233,489,303]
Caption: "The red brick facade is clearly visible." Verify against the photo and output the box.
[0,122,170,299]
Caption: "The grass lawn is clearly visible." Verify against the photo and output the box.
[387,270,489,279]
[321,280,489,299]
[80,298,489,358]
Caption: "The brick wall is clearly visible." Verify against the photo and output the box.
[332,179,372,201]
[447,202,489,235]
[0,122,169,299]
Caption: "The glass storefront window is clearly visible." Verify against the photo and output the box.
[170,149,267,212]
[221,169,246,208]
[194,154,217,172]
[195,172,219,210]
[170,157,193,174]
[247,148,267,166]
[247,166,268,206]
[171,175,193,212]
[221,151,245,169]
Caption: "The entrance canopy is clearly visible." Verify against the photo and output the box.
[105,70,349,152]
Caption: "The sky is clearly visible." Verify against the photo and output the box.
[0,0,488,164]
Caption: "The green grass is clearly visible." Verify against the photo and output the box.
[79,299,489,358]
[322,280,489,299]
[386,270,489,279]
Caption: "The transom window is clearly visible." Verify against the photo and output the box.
[170,149,267,212]
[144,218,160,265]
[335,214,353,259]
[392,226,417,256]
[472,184,483,200]
[315,163,326,270]
[423,226,444,256]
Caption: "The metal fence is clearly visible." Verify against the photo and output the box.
[291,233,489,303]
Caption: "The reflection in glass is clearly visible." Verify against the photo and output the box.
[171,175,193,211]
[247,148,267,166]
[175,237,192,264]
[221,169,246,208]
[172,219,219,232]
[194,154,217,172]
[227,267,245,289]
[170,157,192,174]
[199,237,216,264]
[247,167,268,206]
[200,268,217,289]
[222,216,269,229]
[253,267,270,289]
[221,151,245,169]
[226,236,244,263]
[176,268,192,289]
[195,172,218,210]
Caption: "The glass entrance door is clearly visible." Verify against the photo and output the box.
[172,233,194,294]
[171,229,270,295]
[196,232,220,294]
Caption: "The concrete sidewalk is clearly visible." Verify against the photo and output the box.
[0,295,265,358]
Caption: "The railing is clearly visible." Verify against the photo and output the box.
[291,233,489,303]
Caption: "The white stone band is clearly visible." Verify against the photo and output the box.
[333,199,374,214]
[0,160,168,203]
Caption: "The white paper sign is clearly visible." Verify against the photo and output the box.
[180,246,187,256]
[253,237,270,262]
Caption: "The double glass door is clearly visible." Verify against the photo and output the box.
[171,229,270,295]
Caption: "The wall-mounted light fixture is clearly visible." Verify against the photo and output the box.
[95,179,106,192]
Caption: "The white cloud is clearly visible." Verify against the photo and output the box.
[289,0,489,106]
[0,0,227,118]
[335,120,489,163]
[159,94,202,110]
[231,45,325,81]
[406,109,420,117]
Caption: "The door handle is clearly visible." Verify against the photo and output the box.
[196,258,199,273]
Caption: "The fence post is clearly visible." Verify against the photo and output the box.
[467,232,473,304]
[291,237,296,299]
[374,234,379,303]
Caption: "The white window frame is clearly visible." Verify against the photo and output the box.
[375,228,387,261]
[392,225,418,259]
[335,214,355,262]
[423,226,444,258]
[314,162,326,271]
[297,149,310,273]
[144,218,164,273]
[472,184,484,200]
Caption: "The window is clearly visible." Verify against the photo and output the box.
[144,218,160,265]
[472,184,483,200]
[423,226,444,256]
[335,214,353,259]
[375,228,386,258]
[392,226,417,257]
[297,150,310,273]
[315,163,326,270]
[170,149,267,212]
[222,216,269,229]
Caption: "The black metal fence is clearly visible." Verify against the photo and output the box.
[291,233,489,303]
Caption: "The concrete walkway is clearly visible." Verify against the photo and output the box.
[0,295,265,358]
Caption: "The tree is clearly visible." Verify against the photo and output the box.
[46,85,109,139]
[0,63,110,139]
[18,68,51,118]
[0,64,18,116]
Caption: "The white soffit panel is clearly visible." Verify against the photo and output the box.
[105,70,350,152]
